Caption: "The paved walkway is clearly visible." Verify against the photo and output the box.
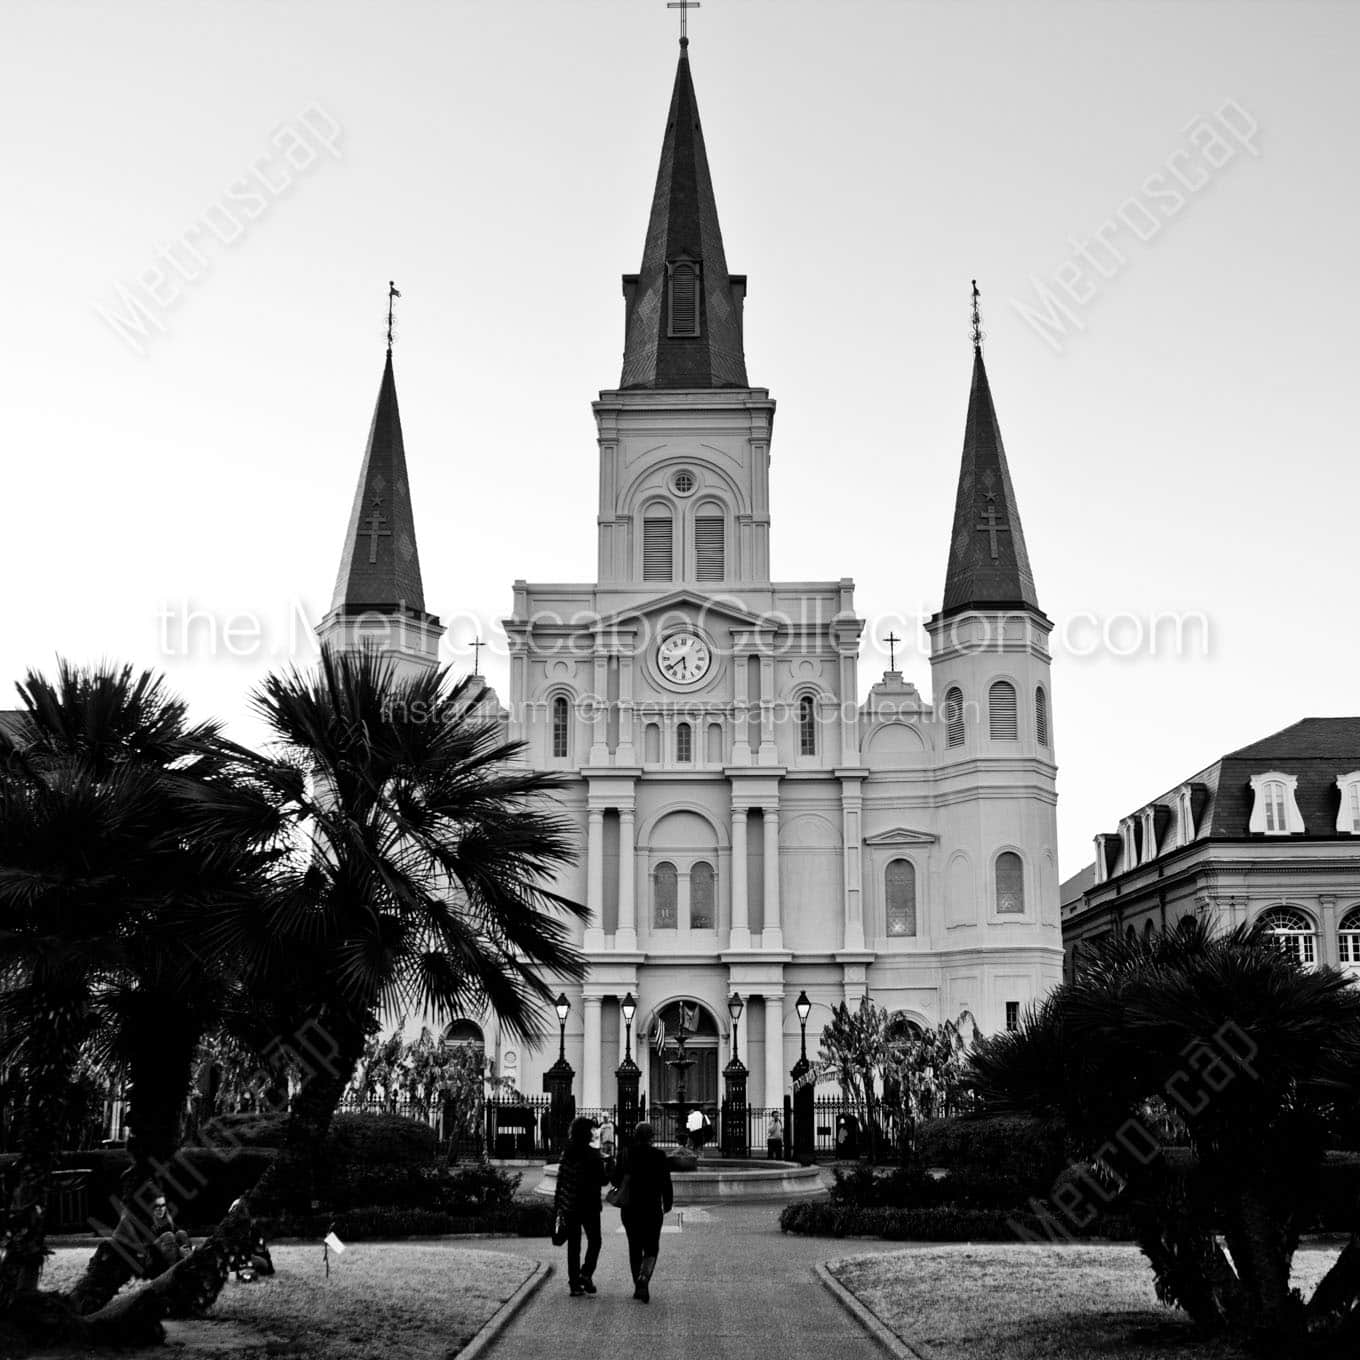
[475,1200,895,1359]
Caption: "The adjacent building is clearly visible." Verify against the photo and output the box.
[1061,718,1360,979]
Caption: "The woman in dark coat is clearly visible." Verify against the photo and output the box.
[612,1121,673,1302]
[554,1116,608,1296]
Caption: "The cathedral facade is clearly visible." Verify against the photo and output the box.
[320,40,1063,1113]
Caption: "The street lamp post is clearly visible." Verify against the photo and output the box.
[614,992,641,1147]
[543,991,575,1158]
[790,989,814,1159]
[722,992,748,1156]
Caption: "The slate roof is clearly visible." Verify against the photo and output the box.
[619,40,749,390]
[939,346,1041,618]
[330,349,431,616]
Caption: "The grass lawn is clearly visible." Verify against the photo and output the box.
[828,1242,1342,1360]
[35,1242,536,1360]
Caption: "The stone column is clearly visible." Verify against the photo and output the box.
[762,806,783,950]
[1320,895,1339,968]
[617,807,638,950]
[730,804,751,949]
[583,995,603,1108]
[617,645,636,765]
[731,648,752,765]
[758,654,778,764]
[841,775,866,951]
[589,650,609,765]
[763,993,784,1112]
[585,808,605,951]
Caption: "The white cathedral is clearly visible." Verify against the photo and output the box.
[317,39,1063,1115]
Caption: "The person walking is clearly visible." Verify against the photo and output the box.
[612,1121,673,1302]
[553,1115,607,1297]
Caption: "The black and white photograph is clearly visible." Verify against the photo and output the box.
[3,0,1359,1356]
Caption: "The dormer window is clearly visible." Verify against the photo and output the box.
[668,258,701,337]
[1249,771,1305,835]
[1176,785,1196,847]
[1336,773,1360,834]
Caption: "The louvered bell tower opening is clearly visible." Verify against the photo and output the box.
[667,258,701,337]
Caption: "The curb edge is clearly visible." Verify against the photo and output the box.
[813,1260,930,1360]
[458,1257,552,1360]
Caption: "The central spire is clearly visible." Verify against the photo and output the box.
[619,41,749,389]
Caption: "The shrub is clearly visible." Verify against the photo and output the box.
[916,1115,1068,1189]
[780,1198,1138,1242]
[830,1162,1035,1211]
[323,1112,438,1168]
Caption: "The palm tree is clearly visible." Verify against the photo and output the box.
[1,663,278,1319]
[217,647,587,1215]
[971,920,1360,1353]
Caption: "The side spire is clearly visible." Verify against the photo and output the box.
[619,40,748,389]
[940,282,1042,618]
[330,329,430,617]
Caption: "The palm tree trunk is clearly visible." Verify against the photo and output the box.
[1221,1182,1298,1342]
[66,1020,200,1316]
[1305,1230,1360,1332]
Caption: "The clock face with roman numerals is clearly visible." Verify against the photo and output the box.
[657,633,712,687]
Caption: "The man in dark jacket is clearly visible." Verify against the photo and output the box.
[554,1116,608,1296]
[612,1121,674,1302]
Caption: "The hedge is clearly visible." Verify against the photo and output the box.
[259,1196,554,1241]
[830,1164,1034,1212]
[322,1113,438,1167]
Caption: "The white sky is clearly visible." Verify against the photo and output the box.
[3,0,1357,879]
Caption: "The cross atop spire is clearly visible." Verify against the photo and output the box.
[386,280,401,352]
[667,0,700,43]
[971,279,983,353]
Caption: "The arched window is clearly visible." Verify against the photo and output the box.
[668,260,700,336]
[944,687,965,748]
[989,681,1018,740]
[676,721,693,763]
[644,722,661,763]
[643,509,673,582]
[691,861,715,930]
[995,852,1025,915]
[551,696,569,758]
[1339,907,1360,971]
[694,506,725,581]
[1035,686,1049,747]
[799,694,817,756]
[1143,919,1155,944]
[1255,906,1316,966]
[885,859,917,937]
[1125,924,1137,946]
[653,862,678,929]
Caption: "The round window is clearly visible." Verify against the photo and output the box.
[672,469,696,495]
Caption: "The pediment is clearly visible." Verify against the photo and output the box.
[864,827,937,846]
[593,589,774,632]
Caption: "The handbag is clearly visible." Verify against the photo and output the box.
[605,1174,631,1209]
[551,1211,569,1246]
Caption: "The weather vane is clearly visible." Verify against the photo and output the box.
[971,279,984,353]
[387,280,401,351]
[667,0,700,43]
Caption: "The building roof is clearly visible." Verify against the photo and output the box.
[618,40,749,390]
[1070,717,1360,892]
[330,349,432,616]
[939,346,1041,618]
